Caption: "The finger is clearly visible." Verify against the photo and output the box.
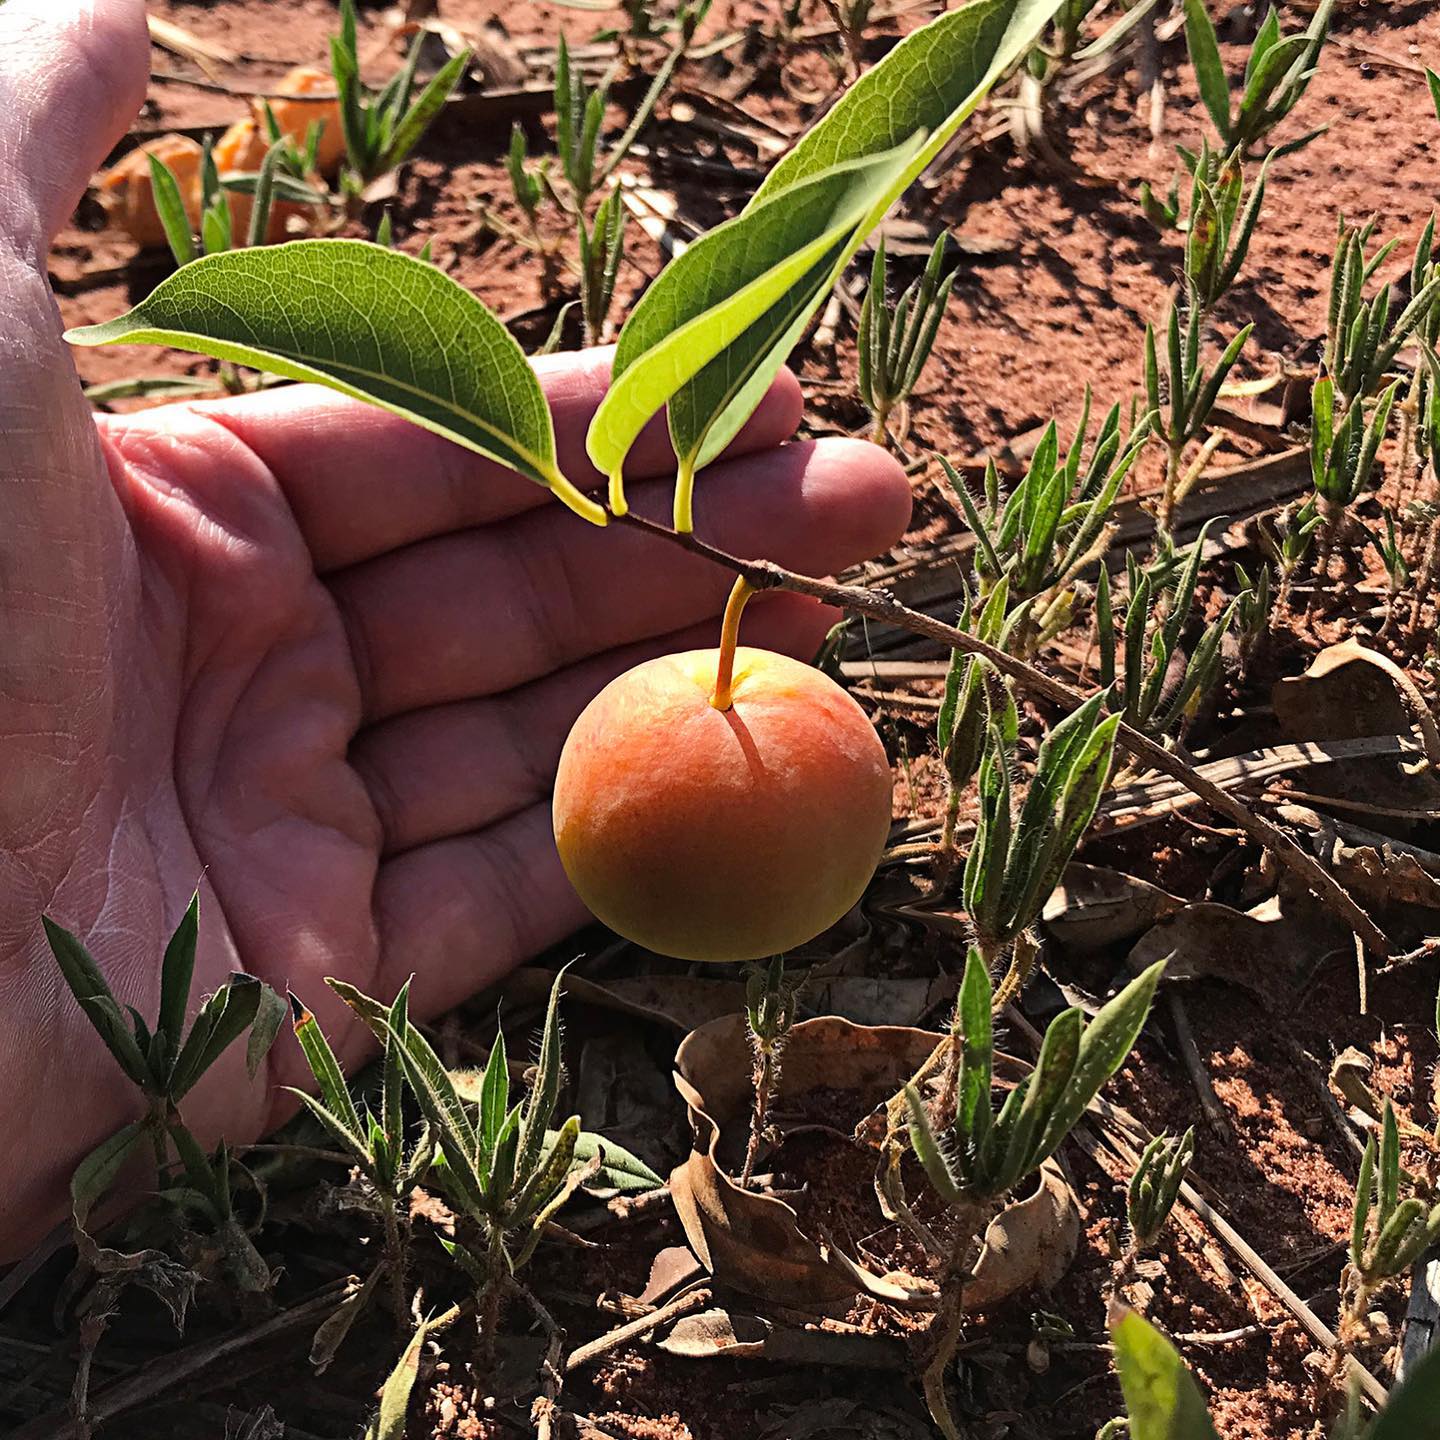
[332,436,910,721]
[199,349,805,571]
[366,803,582,1031]
[0,0,148,253]
[351,591,838,856]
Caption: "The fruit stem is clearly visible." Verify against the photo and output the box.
[711,576,756,711]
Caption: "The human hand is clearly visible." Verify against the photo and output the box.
[0,0,909,1261]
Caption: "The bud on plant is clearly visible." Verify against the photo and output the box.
[1349,1102,1440,1303]
[857,233,957,447]
[1310,374,1399,514]
[1127,1127,1195,1252]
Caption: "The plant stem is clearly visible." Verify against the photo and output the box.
[919,1205,987,1440]
[870,401,892,449]
[614,510,1393,958]
[1409,502,1439,634]
[1157,437,1183,540]
[379,1192,410,1332]
[740,1031,781,1188]
[711,576,755,711]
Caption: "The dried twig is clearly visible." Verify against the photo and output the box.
[618,512,1392,959]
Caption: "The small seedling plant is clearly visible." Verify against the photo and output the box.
[857,232,957,447]
[1182,0,1333,160]
[328,0,470,202]
[889,952,1164,1439]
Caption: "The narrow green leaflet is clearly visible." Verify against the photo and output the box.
[1112,1311,1220,1440]
[587,0,1065,529]
[365,1316,430,1440]
[570,1131,665,1194]
[586,137,926,522]
[65,241,604,526]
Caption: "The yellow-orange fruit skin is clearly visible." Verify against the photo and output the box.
[257,65,348,176]
[98,136,204,249]
[553,647,893,963]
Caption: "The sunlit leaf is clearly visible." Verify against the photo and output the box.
[65,241,605,526]
[587,0,1066,529]
[1112,1310,1220,1439]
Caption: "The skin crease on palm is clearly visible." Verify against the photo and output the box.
[0,0,910,1261]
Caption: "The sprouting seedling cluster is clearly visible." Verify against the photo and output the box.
[1183,0,1333,160]
[44,897,283,1289]
[857,233,957,449]
[884,951,1163,1440]
[328,0,469,199]
[942,393,1149,654]
[1095,524,1241,747]
[285,984,435,1332]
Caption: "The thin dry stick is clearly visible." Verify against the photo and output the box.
[1167,992,1231,1143]
[618,513,1392,959]
[565,1286,712,1373]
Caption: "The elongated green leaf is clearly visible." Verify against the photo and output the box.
[587,0,1065,528]
[72,1122,148,1240]
[365,1316,430,1440]
[1112,1311,1220,1439]
[1183,0,1231,142]
[289,993,363,1136]
[159,893,200,1051]
[570,1131,664,1194]
[1373,1329,1440,1439]
[1429,67,1440,125]
[587,137,925,521]
[247,982,287,1079]
[64,241,604,526]
[1035,960,1164,1162]
[170,973,263,1099]
[147,153,198,267]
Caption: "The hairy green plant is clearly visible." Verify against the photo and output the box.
[45,896,282,1277]
[964,693,1120,997]
[1231,557,1271,674]
[362,971,593,1361]
[1343,1103,1440,1353]
[1096,530,1240,745]
[1259,494,1324,615]
[1128,1128,1196,1253]
[857,233,957,447]
[329,0,469,195]
[1182,0,1333,160]
[286,984,435,1331]
[1311,374,1398,514]
[892,952,1163,1439]
[1326,215,1440,408]
[577,187,627,346]
[935,581,1015,860]
[942,393,1148,652]
[739,955,803,1188]
[1144,286,1252,535]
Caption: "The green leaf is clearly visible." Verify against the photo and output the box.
[381,48,470,171]
[246,982,287,1080]
[365,1315,430,1440]
[1372,1327,1440,1439]
[71,1121,148,1241]
[78,995,153,1089]
[905,1085,964,1206]
[1035,960,1164,1162]
[170,973,263,1100]
[158,893,200,1051]
[587,0,1065,527]
[289,993,363,1136]
[570,1131,665,1194]
[64,241,604,526]
[1429,67,1440,126]
[517,969,569,1181]
[42,915,116,1008]
[478,1030,510,1160]
[1183,0,1232,141]
[588,137,925,523]
[1111,1310,1220,1439]
[147,153,198,266]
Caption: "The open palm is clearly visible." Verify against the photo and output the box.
[0,0,909,1261]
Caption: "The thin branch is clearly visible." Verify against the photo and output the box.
[618,511,1392,959]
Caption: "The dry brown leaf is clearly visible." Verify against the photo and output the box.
[1042,863,1185,954]
[670,1013,1079,1316]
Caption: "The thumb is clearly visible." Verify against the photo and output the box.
[0,0,148,256]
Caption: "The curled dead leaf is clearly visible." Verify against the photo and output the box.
[670,1014,1079,1316]
[1043,863,1184,955]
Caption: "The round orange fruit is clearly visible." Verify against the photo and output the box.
[553,647,892,962]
